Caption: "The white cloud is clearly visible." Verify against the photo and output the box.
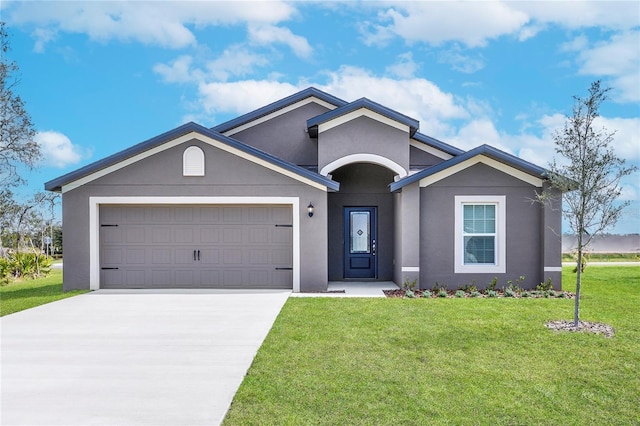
[360,1,638,50]
[248,24,313,59]
[6,1,297,50]
[197,80,299,116]
[316,66,468,136]
[595,116,640,162]
[206,47,270,81]
[438,45,485,74]
[385,52,420,78]
[362,2,529,47]
[575,31,640,103]
[153,55,196,84]
[35,131,87,168]
[516,1,640,31]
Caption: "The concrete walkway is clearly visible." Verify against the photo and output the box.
[290,281,399,297]
[1,289,290,426]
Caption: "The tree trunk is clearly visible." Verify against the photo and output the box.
[574,247,582,327]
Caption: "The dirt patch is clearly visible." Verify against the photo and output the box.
[546,320,615,338]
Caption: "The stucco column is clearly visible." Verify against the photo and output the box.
[541,184,562,290]
[395,182,421,288]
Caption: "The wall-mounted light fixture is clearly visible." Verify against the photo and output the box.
[307,203,314,217]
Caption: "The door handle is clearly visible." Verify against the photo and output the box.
[372,239,376,256]
[197,250,201,261]
[193,250,196,261]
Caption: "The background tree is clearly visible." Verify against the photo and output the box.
[539,80,637,327]
[1,21,41,187]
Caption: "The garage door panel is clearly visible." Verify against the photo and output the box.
[126,228,145,243]
[175,270,195,286]
[222,249,243,265]
[175,249,195,264]
[223,228,243,243]
[152,270,173,287]
[102,248,123,265]
[152,249,171,264]
[126,248,146,264]
[126,270,146,287]
[100,205,293,289]
[200,249,219,264]
[152,228,172,243]
[200,228,219,243]
[249,248,269,265]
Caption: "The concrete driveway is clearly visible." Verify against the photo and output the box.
[1,289,290,426]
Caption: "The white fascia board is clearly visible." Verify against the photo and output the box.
[62,132,329,193]
[317,108,410,134]
[223,97,337,136]
[89,196,301,292]
[419,155,544,188]
[409,140,453,160]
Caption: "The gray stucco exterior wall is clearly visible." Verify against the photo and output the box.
[61,138,328,291]
[317,116,410,174]
[225,102,331,168]
[409,146,447,169]
[419,163,552,290]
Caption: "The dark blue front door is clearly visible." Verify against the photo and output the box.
[344,207,377,279]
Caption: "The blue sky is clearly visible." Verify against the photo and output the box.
[3,1,639,234]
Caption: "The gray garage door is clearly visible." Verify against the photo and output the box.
[99,205,293,289]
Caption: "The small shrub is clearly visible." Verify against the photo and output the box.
[557,291,568,298]
[455,290,465,298]
[422,290,432,298]
[470,291,482,298]
[405,290,415,298]
[403,277,417,291]
[461,280,477,293]
[487,290,498,298]
[487,277,498,292]
[437,290,448,298]
[547,290,557,297]
[521,291,531,298]
[537,277,554,292]
[504,288,516,298]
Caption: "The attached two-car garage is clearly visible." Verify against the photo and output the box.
[99,204,293,289]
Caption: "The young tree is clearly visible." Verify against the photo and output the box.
[0,21,41,187]
[540,81,637,327]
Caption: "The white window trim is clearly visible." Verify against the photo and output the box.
[183,146,205,176]
[89,196,300,292]
[454,195,506,274]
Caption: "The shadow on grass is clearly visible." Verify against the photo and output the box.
[0,283,64,300]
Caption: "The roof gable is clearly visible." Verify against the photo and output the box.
[411,132,465,159]
[212,87,347,136]
[45,122,339,193]
[307,98,419,138]
[390,144,547,191]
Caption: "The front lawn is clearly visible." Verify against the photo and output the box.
[224,266,640,425]
[0,269,88,316]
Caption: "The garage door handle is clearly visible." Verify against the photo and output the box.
[275,267,293,270]
[101,267,119,270]
[193,250,196,261]
[197,250,201,261]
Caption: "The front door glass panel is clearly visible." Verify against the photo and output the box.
[350,211,370,253]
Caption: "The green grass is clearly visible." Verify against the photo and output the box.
[224,267,640,425]
[0,269,88,316]
[562,252,639,262]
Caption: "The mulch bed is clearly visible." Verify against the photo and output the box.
[546,320,615,338]
[384,289,575,299]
